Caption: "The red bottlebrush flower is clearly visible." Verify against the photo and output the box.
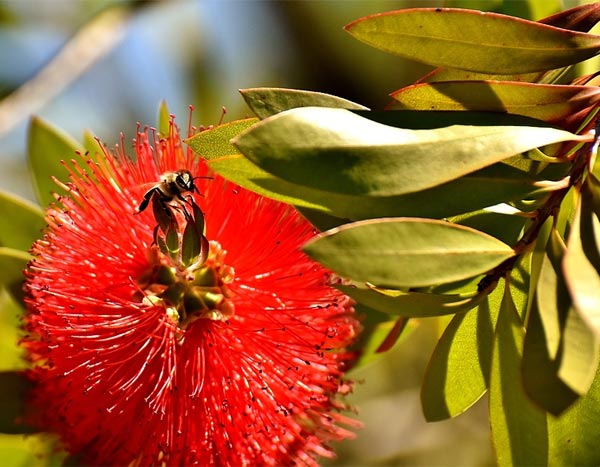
[22,117,360,466]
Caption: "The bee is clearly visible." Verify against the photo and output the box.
[137,170,201,217]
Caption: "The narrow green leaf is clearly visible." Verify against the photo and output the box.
[522,298,579,416]
[452,210,526,246]
[296,207,349,231]
[345,8,600,74]
[538,229,569,359]
[0,371,35,434]
[304,218,515,289]
[584,172,600,219]
[82,129,105,161]
[391,81,600,123]
[406,3,600,87]
[411,65,568,86]
[207,155,327,211]
[336,284,481,317]
[351,304,416,369]
[559,304,599,396]
[561,192,600,394]
[374,316,409,353]
[27,116,84,208]
[530,217,553,293]
[0,190,45,251]
[0,433,67,465]
[539,2,600,33]
[489,284,548,466]
[157,100,171,139]
[421,286,501,421]
[0,248,30,286]
[233,107,586,197]
[0,248,31,303]
[507,252,532,320]
[548,363,600,466]
[0,289,25,371]
[358,109,568,130]
[185,118,258,160]
[209,154,551,220]
[240,87,368,119]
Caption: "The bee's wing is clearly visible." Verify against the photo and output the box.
[138,181,159,191]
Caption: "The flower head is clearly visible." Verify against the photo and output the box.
[22,117,360,466]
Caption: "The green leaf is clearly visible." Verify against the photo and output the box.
[345,8,600,74]
[584,172,600,219]
[207,155,328,211]
[539,2,600,33]
[522,295,579,416]
[561,191,600,394]
[421,285,501,421]
[452,210,527,246]
[304,218,515,288]
[0,433,66,465]
[27,116,84,207]
[82,129,105,161]
[373,316,409,353]
[157,99,171,139]
[296,207,349,231]
[489,284,548,466]
[405,3,600,87]
[240,87,368,119]
[538,229,569,359]
[0,289,25,372]
[185,118,258,160]
[548,363,600,465]
[523,222,590,412]
[0,248,30,303]
[527,217,553,321]
[0,371,35,434]
[411,65,568,86]
[209,154,552,220]
[358,109,571,129]
[233,107,586,197]
[560,306,600,396]
[0,189,45,250]
[507,252,532,320]
[336,284,482,317]
[350,305,416,368]
[0,248,30,286]
[391,81,600,123]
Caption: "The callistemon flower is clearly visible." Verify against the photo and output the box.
[22,117,361,466]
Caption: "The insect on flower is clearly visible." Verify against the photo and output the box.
[137,169,204,218]
[22,115,361,466]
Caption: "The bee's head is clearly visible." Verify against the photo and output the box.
[174,169,211,195]
[175,170,196,192]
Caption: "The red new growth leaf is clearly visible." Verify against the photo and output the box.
[22,118,360,466]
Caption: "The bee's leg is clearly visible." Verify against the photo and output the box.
[137,189,157,213]
[181,205,192,220]
[177,193,194,219]
[151,196,177,233]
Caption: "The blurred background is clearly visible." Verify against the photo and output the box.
[0,0,587,464]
